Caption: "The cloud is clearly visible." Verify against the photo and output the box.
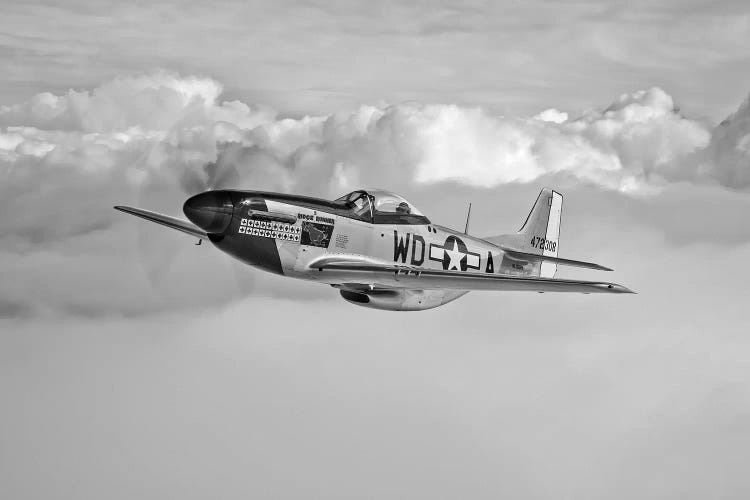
[2,279,750,499]
[0,72,749,318]
[696,94,750,188]
[2,0,749,122]
[2,72,750,499]
[190,86,722,194]
[0,73,221,132]
[1,75,742,199]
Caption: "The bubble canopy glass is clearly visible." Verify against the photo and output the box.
[333,189,430,225]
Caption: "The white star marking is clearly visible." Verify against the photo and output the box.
[445,240,464,270]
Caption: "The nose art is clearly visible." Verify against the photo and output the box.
[183,191,234,233]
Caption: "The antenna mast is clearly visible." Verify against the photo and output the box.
[464,203,472,234]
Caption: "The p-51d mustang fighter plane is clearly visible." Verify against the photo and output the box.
[115,187,632,311]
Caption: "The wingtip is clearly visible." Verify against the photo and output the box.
[114,205,139,215]
[601,283,635,294]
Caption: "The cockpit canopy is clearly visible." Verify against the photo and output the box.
[333,189,430,225]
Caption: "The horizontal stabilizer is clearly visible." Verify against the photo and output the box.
[114,206,208,240]
[499,246,613,271]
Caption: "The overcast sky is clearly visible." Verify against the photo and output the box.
[2,1,750,499]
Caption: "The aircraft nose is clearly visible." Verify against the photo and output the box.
[183,191,234,233]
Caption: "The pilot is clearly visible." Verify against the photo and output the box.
[352,195,370,217]
[396,201,411,214]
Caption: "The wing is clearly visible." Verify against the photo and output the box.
[114,206,208,240]
[308,255,634,294]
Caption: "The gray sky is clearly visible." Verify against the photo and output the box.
[1,0,750,120]
[1,1,750,499]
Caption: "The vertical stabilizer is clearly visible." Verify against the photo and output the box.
[516,188,563,277]
[485,188,563,278]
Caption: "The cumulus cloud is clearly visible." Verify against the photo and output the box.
[697,94,750,188]
[0,73,224,132]
[0,75,743,201]
[0,72,749,317]
[179,86,727,194]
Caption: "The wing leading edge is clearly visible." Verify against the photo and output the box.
[114,206,208,240]
[308,255,634,294]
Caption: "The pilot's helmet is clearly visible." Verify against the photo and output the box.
[396,201,411,214]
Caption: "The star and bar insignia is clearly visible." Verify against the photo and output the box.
[428,235,481,271]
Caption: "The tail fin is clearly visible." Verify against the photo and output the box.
[517,188,563,277]
[486,188,563,278]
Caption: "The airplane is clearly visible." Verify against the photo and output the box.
[115,187,633,311]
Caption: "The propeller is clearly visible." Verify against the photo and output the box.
[129,112,255,300]
[180,155,241,195]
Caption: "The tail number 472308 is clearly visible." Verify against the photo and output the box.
[530,236,557,252]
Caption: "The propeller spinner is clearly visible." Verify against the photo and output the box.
[182,191,234,234]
